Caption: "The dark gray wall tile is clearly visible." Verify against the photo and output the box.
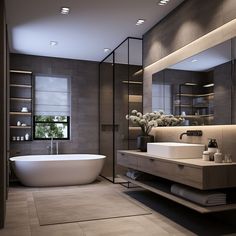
[10,54,99,155]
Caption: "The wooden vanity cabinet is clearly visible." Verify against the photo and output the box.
[117,150,236,213]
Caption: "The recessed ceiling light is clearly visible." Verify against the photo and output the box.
[50,41,58,46]
[136,19,145,26]
[158,0,170,6]
[61,7,70,15]
[203,83,214,88]
[104,48,111,53]
[185,82,198,86]
[191,59,198,63]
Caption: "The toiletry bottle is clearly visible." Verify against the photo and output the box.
[25,133,29,141]
[214,149,223,163]
[207,138,218,161]
[202,151,210,161]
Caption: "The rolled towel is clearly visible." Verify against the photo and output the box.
[171,184,226,206]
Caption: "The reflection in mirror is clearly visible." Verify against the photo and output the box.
[152,38,235,126]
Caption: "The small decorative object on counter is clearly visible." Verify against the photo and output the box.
[25,133,30,141]
[207,138,218,161]
[16,136,20,141]
[20,136,24,141]
[21,123,27,127]
[17,121,21,126]
[214,149,223,163]
[202,151,210,161]
[12,136,16,141]
[224,154,232,163]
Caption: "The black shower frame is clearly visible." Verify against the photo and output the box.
[98,37,143,183]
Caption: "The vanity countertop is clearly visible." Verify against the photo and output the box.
[118,150,236,168]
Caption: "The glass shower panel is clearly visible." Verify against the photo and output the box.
[99,54,114,181]
[128,38,143,149]
[114,40,129,181]
[99,38,143,183]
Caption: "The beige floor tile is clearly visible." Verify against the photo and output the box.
[0,226,31,236]
[31,223,84,236]
[5,178,232,236]
[79,215,172,236]
[5,206,29,229]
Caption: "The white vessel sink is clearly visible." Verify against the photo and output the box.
[147,142,205,159]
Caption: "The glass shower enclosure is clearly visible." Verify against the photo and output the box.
[99,37,143,183]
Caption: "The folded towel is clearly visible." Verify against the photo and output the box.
[171,184,226,206]
[126,170,141,180]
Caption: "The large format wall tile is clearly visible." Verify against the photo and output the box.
[10,53,99,155]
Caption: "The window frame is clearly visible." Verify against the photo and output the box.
[33,116,70,140]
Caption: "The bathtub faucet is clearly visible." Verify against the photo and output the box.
[50,137,53,154]
[49,137,59,155]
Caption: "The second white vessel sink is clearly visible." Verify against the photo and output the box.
[147,142,205,159]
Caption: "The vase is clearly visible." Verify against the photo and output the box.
[137,135,154,152]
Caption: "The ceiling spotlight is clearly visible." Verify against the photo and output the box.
[136,19,145,26]
[50,41,58,46]
[185,82,198,86]
[104,48,111,53]
[158,0,170,6]
[61,7,70,15]
[203,83,214,88]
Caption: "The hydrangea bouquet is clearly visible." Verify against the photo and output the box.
[126,110,183,136]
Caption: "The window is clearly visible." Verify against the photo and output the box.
[34,76,71,140]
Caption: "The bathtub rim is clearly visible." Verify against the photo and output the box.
[10,154,106,162]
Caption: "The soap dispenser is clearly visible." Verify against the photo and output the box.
[214,149,223,163]
[207,138,218,161]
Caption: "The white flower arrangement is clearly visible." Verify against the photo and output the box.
[126,110,184,135]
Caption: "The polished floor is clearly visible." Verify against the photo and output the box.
[1,178,236,236]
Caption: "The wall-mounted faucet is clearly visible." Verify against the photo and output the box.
[179,130,203,140]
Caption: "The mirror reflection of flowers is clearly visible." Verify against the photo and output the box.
[126,110,184,136]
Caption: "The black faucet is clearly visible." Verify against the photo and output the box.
[179,130,203,140]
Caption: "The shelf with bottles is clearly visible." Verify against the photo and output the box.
[10,69,33,142]
[11,135,32,142]
[10,126,32,129]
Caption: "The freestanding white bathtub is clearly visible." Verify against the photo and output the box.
[10,154,106,187]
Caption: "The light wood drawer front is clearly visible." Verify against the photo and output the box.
[139,158,203,189]
[117,152,138,169]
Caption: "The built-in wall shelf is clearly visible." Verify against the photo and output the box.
[10,69,32,74]
[10,98,32,102]
[176,93,214,97]
[10,112,32,115]
[11,140,32,143]
[9,69,33,143]
[183,114,214,118]
[120,175,236,214]
[10,84,32,88]
[10,126,31,129]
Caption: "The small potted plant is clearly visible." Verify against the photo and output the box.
[126,110,183,151]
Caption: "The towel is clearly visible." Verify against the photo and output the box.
[126,170,141,180]
[171,184,226,206]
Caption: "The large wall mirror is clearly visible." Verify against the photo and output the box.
[152,37,236,126]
